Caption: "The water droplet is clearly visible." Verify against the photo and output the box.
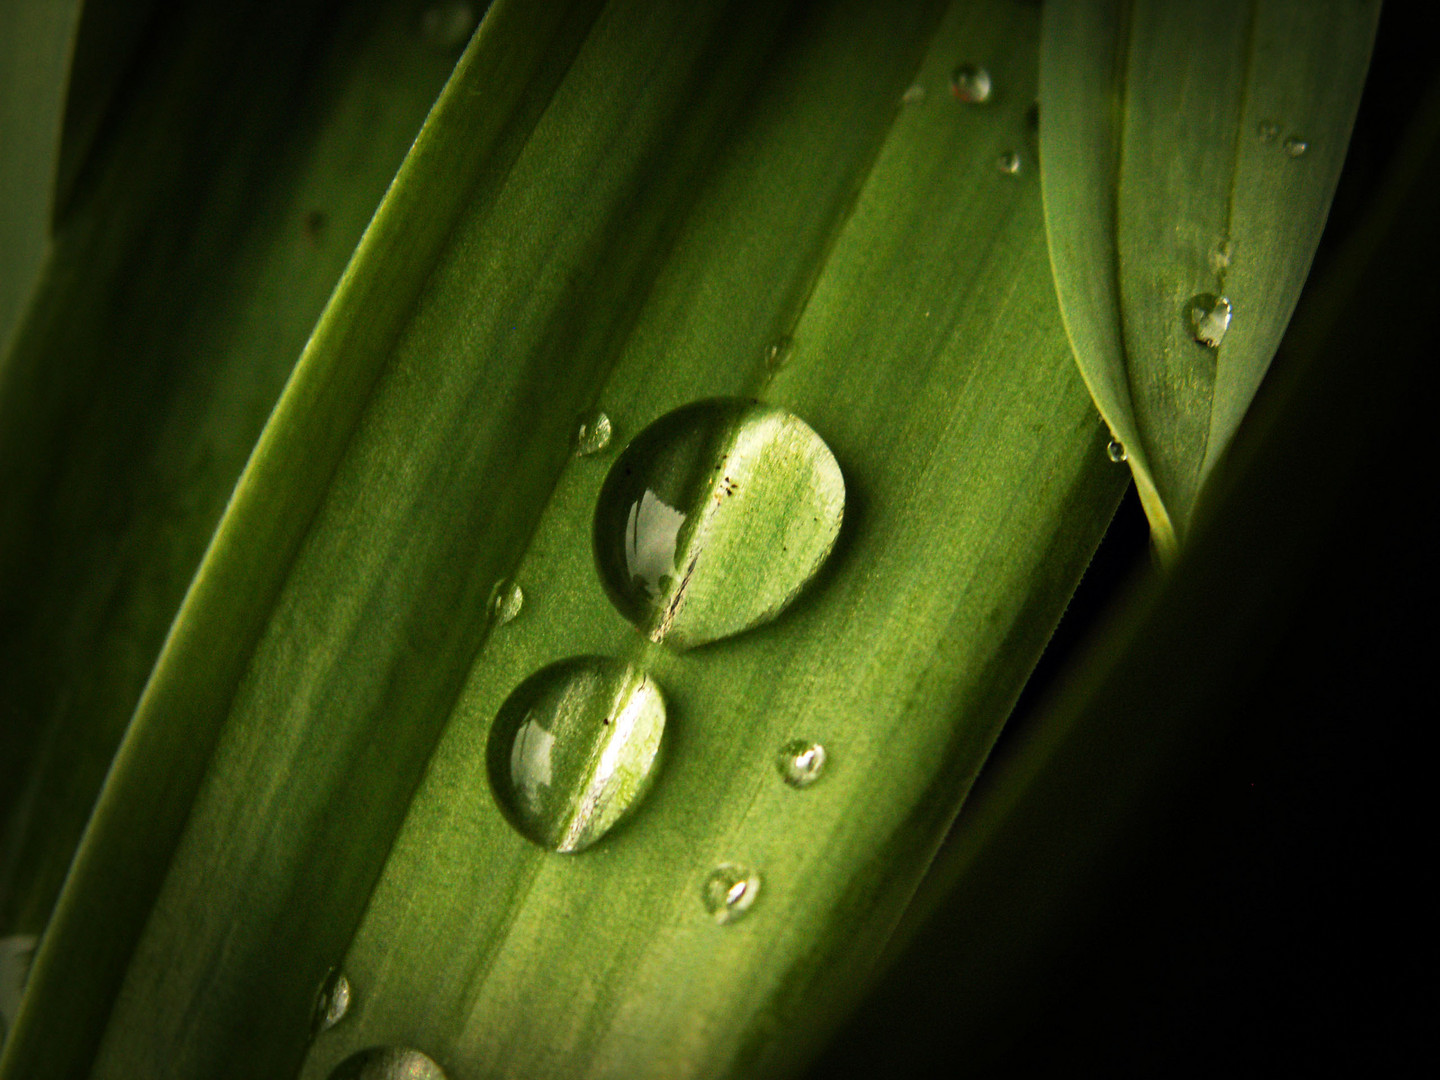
[1106,438,1128,464]
[701,864,760,924]
[1,936,38,1047]
[1210,238,1235,273]
[488,579,524,627]
[328,1047,446,1080]
[763,335,794,373]
[575,411,613,457]
[419,2,477,51]
[487,658,666,853]
[949,63,992,104]
[311,967,351,1036]
[1257,120,1279,142]
[901,83,926,105]
[996,151,1022,175]
[593,399,844,650]
[1186,293,1233,348]
[1283,136,1308,158]
[777,740,827,787]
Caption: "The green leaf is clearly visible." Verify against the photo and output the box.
[1039,0,1379,553]
[0,0,463,939]
[5,1,1126,1077]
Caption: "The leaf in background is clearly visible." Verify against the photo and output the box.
[1040,0,1379,553]
[0,0,468,943]
[5,0,1127,1077]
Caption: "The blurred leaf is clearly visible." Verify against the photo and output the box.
[0,0,466,940]
[4,0,1131,1077]
[1040,0,1378,552]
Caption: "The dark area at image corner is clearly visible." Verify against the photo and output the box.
[928,3,1433,1074]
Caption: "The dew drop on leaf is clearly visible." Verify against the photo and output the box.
[776,740,827,788]
[419,2,477,51]
[592,399,844,650]
[575,410,613,457]
[1106,438,1128,464]
[487,658,666,853]
[949,63,992,103]
[1186,293,1233,348]
[763,335,794,373]
[328,1046,446,1080]
[702,864,761,924]
[488,579,523,627]
[310,967,351,1036]
[1283,136,1309,158]
[996,150,1022,175]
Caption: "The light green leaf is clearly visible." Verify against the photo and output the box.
[1040,0,1379,553]
[5,1,1126,1077]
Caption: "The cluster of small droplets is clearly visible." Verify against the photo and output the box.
[575,410,613,457]
[949,63,992,103]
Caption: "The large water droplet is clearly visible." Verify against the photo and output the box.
[593,399,844,650]
[949,63,992,103]
[488,579,523,627]
[1106,438,1128,464]
[777,740,827,788]
[575,411,613,457]
[702,864,760,924]
[419,2,476,50]
[1283,136,1308,158]
[488,658,666,853]
[1,936,38,1047]
[996,150,1021,175]
[329,1047,446,1080]
[311,968,351,1036]
[1186,293,1233,348]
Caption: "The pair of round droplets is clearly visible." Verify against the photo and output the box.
[487,398,845,861]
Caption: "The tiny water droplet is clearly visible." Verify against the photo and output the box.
[488,658,666,853]
[901,83,926,105]
[996,151,1022,175]
[311,968,351,1036]
[1,936,38,1048]
[1186,293,1233,348]
[1257,120,1279,142]
[575,411,613,457]
[763,335,793,373]
[488,579,524,627]
[328,1046,446,1080]
[419,2,477,51]
[1106,438,1128,464]
[702,864,760,924]
[1283,136,1308,158]
[593,399,844,649]
[1210,238,1235,273]
[777,740,827,787]
[949,63,992,104]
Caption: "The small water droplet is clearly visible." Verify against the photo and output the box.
[901,83,926,105]
[593,399,844,649]
[777,740,827,787]
[488,579,524,627]
[1,936,38,1048]
[575,411,613,457]
[1210,238,1235,273]
[702,864,760,924]
[1186,293,1233,348]
[419,2,477,51]
[1283,136,1308,158]
[1106,438,1128,464]
[311,968,351,1036]
[488,658,666,853]
[763,335,793,373]
[996,151,1021,175]
[1257,120,1279,142]
[949,63,992,103]
[328,1046,446,1080]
